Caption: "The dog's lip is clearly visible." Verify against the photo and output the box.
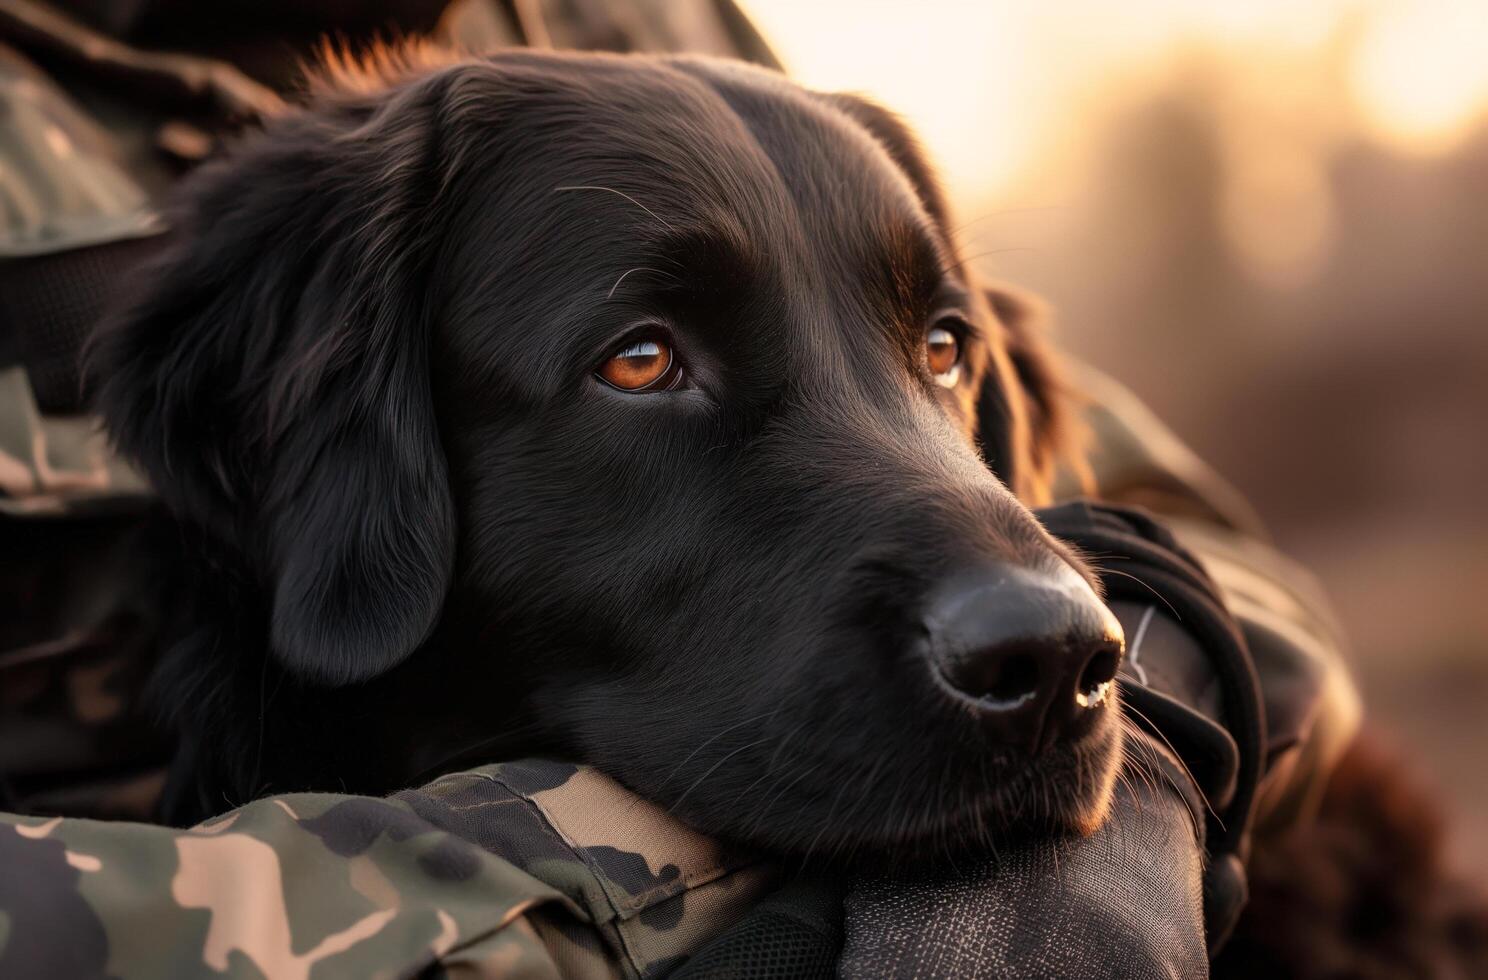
[770,721,1123,858]
[836,769,1114,857]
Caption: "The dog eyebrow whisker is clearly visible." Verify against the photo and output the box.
[553,183,677,233]
[935,247,1038,283]
[667,733,777,818]
[606,266,652,300]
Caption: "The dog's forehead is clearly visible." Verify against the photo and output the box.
[439,54,960,395]
[456,54,942,273]
[656,57,942,245]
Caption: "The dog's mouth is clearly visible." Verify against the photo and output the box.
[856,727,1124,860]
[654,705,1125,866]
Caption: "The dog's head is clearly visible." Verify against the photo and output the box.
[94,50,1122,855]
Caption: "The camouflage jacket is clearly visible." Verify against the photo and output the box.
[1,759,780,979]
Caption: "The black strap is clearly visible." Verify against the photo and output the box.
[1036,500,1267,951]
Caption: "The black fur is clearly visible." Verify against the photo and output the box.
[92,50,1110,854]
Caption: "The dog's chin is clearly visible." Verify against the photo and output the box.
[728,718,1124,868]
[885,727,1123,865]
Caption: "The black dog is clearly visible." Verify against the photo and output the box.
[92,49,1125,856]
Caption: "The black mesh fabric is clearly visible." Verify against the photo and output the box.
[0,234,166,413]
[671,878,843,979]
[670,737,1208,980]
[837,736,1209,979]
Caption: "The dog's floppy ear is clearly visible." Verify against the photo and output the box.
[976,283,1086,504]
[92,67,470,685]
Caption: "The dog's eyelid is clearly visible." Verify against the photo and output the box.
[929,309,980,344]
[581,317,671,367]
[607,317,671,347]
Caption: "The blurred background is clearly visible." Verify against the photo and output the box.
[747,0,1488,877]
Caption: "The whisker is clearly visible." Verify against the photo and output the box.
[1094,565,1183,622]
[730,716,814,811]
[554,184,676,233]
[1121,703,1218,831]
[606,266,652,299]
[945,204,1068,240]
[800,775,857,869]
[747,756,826,840]
[668,733,777,816]
[937,247,1038,280]
[613,705,783,822]
[834,754,891,858]
[655,706,782,795]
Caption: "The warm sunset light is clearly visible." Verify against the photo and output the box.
[746,0,1488,195]
[1350,1,1488,154]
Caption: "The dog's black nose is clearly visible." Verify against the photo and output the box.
[924,563,1124,753]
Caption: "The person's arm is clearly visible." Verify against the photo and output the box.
[3,758,790,979]
[1,787,575,978]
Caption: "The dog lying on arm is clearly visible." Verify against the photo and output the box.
[97,47,1119,843]
[88,48,1488,976]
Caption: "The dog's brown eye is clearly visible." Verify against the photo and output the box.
[926,324,961,386]
[597,338,679,391]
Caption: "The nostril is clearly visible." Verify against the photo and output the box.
[979,650,1040,709]
[1075,645,1121,709]
[923,562,1126,745]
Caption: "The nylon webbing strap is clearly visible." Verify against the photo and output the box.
[1036,500,1267,951]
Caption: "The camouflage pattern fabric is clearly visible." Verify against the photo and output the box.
[0,759,779,979]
